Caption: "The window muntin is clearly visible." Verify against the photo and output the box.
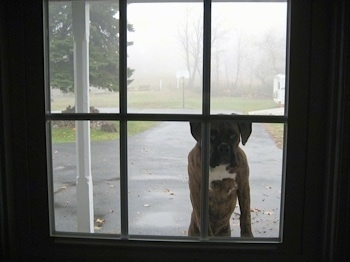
[46,0,287,241]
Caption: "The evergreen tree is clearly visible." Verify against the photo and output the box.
[49,2,134,93]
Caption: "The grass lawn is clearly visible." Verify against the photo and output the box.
[51,89,283,145]
[51,121,158,144]
[264,123,284,149]
[51,89,278,113]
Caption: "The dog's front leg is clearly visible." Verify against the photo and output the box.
[237,180,253,237]
[188,147,202,237]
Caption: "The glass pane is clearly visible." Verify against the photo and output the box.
[48,1,119,113]
[127,2,203,114]
[243,122,284,238]
[211,2,287,115]
[189,120,284,238]
[128,121,193,236]
[50,120,120,234]
[126,120,284,238]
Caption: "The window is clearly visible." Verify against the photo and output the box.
[2,0,348,260]
[46,0,287,240]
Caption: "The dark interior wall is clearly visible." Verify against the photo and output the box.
[0,0,349,261]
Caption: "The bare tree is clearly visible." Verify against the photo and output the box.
[212,44,224,91]
[260,30,285,73]
[177,9,229,90]
[245,50,256,95]
[177,7,202,89]
[231,29,246,94]
[255,29,286,94]
[217,28,247,96]
[210,17,231,93]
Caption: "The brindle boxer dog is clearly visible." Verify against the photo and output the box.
[188,118,253,237]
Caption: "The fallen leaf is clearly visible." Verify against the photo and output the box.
[264,211,274,215]
[95,219,105,228]
[251,208,261,212]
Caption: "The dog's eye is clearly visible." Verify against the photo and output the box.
[230,134,237,140]
[210,130,218,141]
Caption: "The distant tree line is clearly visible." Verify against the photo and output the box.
[177,7,286,97]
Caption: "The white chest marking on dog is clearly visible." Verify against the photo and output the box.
[209,165,237,190]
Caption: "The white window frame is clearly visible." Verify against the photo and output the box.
[45,0,289,241]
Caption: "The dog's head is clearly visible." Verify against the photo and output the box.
[190,118,252,169]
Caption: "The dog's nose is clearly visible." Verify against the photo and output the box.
[218,143,231,154]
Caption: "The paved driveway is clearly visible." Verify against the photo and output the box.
[52,121,283,238]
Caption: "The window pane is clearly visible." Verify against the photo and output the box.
[247,123,284,238]
[211,2,287,115]
[48,1,119,113]
[127,2,203,114]
[128,121,193,236]
[188,121,284,238]
[126,121,284,238]
[50,120,120,234]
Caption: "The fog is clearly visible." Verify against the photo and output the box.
[127,2,287,96]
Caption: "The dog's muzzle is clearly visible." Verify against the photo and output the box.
[210,142,233,167]
[217,143,231,154]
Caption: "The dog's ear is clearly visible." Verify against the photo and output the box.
[238,122,252,145]
[190,121,201,142]
[231,113,252,145]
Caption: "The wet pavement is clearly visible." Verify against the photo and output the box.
[51,118,283,239]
